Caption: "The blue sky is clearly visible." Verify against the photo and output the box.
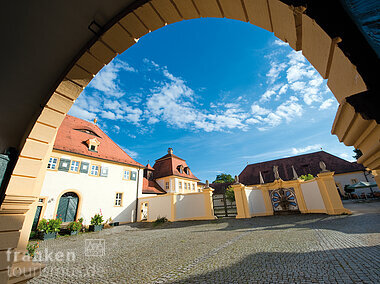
[69,18,355,182]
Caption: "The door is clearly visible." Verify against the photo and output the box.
[56,192,79,222]
[31,206,43,231]
[140,202,148,221]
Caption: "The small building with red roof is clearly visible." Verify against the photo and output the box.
[36,115,146,227]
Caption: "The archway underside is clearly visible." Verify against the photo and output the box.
[1,0,379,282]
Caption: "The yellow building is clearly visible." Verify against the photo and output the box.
[147,148,200,194]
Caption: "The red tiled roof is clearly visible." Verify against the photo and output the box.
[54,115,143,167]
[146,163,155,171]
[239,151,365,185]
[142,178,166,194]
[152,151,199,180]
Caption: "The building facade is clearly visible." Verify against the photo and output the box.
[239,151,379,198]
[34,115,145,228]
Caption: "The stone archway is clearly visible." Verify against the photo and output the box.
[0,0,378,282]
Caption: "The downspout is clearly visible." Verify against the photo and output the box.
[134,167,141,222]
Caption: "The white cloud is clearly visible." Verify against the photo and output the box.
[251,104,270,115]
[69,105,96,121]
[319,98,335,110]
[291,144,322,155]
[274,39,288,46]
[121,147,139,158]
[90,59,135,98]
[260,84,282,102]
[266,62,287,84]
[144,67,251,132]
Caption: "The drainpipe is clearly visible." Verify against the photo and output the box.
[134,167,141,222]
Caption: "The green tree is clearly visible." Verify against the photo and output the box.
[299,174,314,181]
[212,173,235,184]
[225,186,235,202]
[353,149,363,160]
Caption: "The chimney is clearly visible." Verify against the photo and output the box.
[168,148,173,154]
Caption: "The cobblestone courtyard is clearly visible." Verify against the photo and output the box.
[29,200,380,283]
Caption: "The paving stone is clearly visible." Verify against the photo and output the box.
[28,200,380,283]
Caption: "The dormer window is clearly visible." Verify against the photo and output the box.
[75,128,100,137]
[86,138,100,152]
[177,165,184,174]
[184,167,190,175]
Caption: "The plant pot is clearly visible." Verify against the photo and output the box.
[70,230,79,236]
[42,232,57,240]
[89,225,103,232]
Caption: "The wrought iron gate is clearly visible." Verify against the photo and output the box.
[212,193,237,217]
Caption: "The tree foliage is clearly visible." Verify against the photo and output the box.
[225,186,235,202]
[299,174,314,181]
[213,173,235,183]
[353,149,363,160]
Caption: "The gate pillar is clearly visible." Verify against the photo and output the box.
[316,171,351,215]
[231,184,250,219]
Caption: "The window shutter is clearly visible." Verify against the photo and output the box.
[80,162,89,174]
[131,171,137,181]
[58,158,71,172]
[100,167,108,177]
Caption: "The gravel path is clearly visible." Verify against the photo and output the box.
[29,200,380,283]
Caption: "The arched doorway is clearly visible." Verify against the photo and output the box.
[0,1,379,282]
[56,192,79,222]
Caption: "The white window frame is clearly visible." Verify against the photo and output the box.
[90,165,99,176]
[123,170,130,180]
[179,182,182,190]
[47,157,58,170]
[192,183,195,191]
[70,160,80,172]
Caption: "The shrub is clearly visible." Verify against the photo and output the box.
[153,217,168,226]
[90,214,104,226]
[67,220,82,232]
[300,174,314,181]
[37,218,62,234]
[26,242,39,258]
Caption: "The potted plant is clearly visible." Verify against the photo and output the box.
[37,218,62,240]
[26,242,39,259]
[89,213,104,232]
[67,220,82,235]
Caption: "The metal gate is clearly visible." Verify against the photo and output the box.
[56,192,79,222]
[212,193,237,218]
